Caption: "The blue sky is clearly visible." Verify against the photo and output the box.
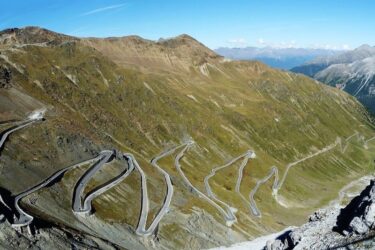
[0,0,374,50]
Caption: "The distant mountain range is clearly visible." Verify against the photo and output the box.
[2,27,374,249]
[291,45,375,113]
[214,47,342,69]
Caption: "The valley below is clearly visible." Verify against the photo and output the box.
[1,27,375,249]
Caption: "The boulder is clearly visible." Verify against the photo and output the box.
[289,231,302,246]
[364,203,375,228]
[265,239,287,250]
[349,216,369,235]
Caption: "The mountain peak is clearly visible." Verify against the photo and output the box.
[157,33,213,51]
[82,32,220,73]
[174,34,202,44]
[349,44,375,54]
[157,34,199,43]
[356,44,374,50]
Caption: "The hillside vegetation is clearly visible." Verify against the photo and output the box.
[1,27,375,249]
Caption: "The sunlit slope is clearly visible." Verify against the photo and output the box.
[82,34,220,74]
[1,27,375,248]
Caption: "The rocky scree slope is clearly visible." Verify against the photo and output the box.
[265,179,375,250]
[0,27,375,249]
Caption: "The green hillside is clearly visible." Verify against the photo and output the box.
[1,27,375,249]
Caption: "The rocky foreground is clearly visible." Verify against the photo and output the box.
[266,179,375,250]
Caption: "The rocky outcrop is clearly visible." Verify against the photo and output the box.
[335,180,375,236]
[265,179,375,250]
[0,65,12,89]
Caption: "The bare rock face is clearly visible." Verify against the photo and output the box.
[364,201,375,227]
[349,217,369,235]
[266,239,285,250]
[289,231,302,246]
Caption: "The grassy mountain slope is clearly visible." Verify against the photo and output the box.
[81,34,219,74]
[1,27,375,249]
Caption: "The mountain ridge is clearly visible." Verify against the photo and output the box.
[81,32,221,74]
[0,26,77,46]
[1,27,375,249]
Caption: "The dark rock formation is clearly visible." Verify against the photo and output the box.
[335,180,375,236]
[0,65,12,88]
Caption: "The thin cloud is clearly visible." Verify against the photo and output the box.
[81,3,126,16]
